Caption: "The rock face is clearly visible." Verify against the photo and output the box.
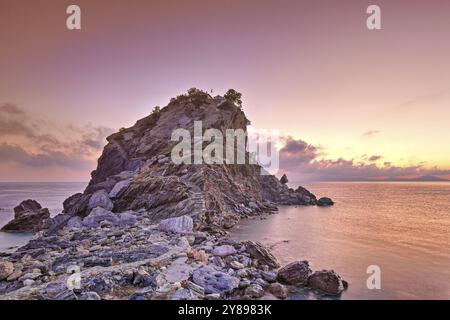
[0,89,339,301]
[277,261,312,285]
[1,200,50,233]
[308,270,346,295]
[50,89,327,234]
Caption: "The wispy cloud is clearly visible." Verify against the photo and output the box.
[279,136,450,182]
[396,90,450,109]
[362,130,380,137]
[368,155,382,162]
[0,103,114,170]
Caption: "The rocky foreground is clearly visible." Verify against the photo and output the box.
[0,213,346,300]
[0,89,343,300]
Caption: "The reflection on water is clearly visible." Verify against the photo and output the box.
[231,182,450,300]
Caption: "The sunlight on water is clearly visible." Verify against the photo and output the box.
[231,182,450,300]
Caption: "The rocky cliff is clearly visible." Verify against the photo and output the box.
[58,89,319,233]
[0,89,344,301]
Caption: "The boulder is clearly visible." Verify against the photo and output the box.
[109,179,132,198]
[268,282,288,299]
[211,245,236,257]
[88,190,114,211]
[158,215,193,234]
[1,199,50,232]
[244,284,265,298]
[0,261,14,280]
[307,270,346,295]
[261,271,277,282]
[277,261,312,285]
[317,197,334,207]
[244,241,280,268]
[191,265,239,295]
[82,207,119,228]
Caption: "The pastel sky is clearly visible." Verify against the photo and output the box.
[1,0,450,182]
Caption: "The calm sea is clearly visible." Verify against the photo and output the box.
[231,182,450,300]
[0,182,86,252]
[1,182,449,299]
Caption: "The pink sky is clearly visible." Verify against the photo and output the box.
[1,0,450,181]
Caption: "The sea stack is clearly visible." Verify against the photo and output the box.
[0,89,340,301]
[53,89,322,233]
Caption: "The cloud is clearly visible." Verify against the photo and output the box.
[396,91,450,109]
[278,136,450,181]
[362,130,380,137]
[0,143,93,170]
[368,155,382,162]
[0,103,36,138]
[0,103,114,171]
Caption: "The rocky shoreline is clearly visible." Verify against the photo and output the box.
[0,213,347,300]
[0,89,345,300]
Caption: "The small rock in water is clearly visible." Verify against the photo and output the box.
[67,216,83,229]
[307,270,347,295]
[277,260,312,286]
[317,197,334,207]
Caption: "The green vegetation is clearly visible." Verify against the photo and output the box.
[152,106,161,114]
[224,89,243,108]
